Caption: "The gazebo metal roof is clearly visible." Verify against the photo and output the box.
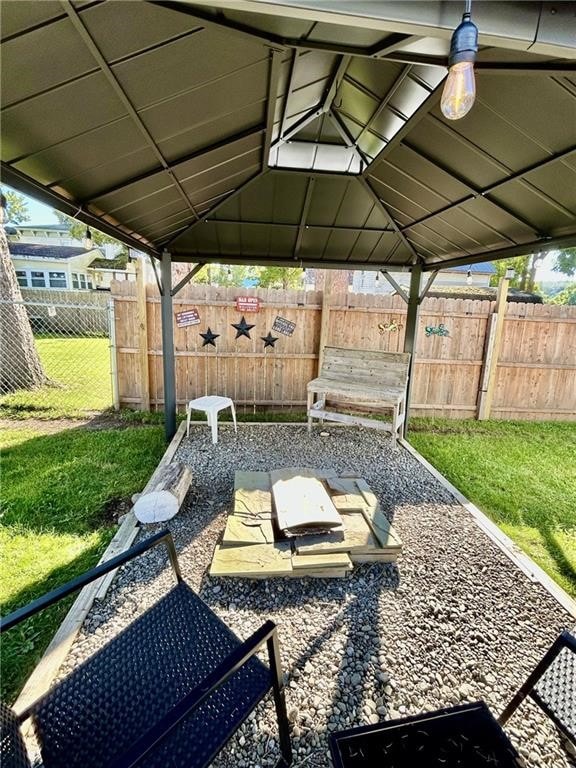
[2,0,575,272]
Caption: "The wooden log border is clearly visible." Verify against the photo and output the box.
[400,438,576,620]
[14,421,187,717]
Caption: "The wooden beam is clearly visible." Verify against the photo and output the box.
[13,421,188,718]
[135,259,150,411]
[477,275,510,420]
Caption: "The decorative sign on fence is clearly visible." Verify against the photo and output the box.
[272,316,296,336]
[176,308,201,328]
[378,319,402,334]
[235,296,260,313]
[425,323,450,337]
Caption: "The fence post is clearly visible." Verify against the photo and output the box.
[318,270,333,373]
[108,298,120,411]
[136,259,150,411]
[477,275,510,420]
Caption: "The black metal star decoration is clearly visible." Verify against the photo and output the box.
[261,332,278,348]
[232,316,255,339]
[200,327,220,347]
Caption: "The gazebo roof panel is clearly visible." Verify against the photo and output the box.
[0,0,63,41]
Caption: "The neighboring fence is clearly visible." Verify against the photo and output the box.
[111,280,576,421]
[0,292,116,416]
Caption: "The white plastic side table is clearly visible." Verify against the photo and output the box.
[186,396,237,444]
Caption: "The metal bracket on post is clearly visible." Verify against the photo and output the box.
[379,270,409,303]
[160,251,177,441]
[150,255,163,296]
[171,263,205,297]
[419,270,438,303]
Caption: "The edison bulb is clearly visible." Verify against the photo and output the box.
[441,61,476,120]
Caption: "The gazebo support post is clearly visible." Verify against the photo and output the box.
[402,264,422,436]
[161,250,177,441]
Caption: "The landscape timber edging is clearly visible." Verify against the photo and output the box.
[13,420,187,717]
[400,437,576,621]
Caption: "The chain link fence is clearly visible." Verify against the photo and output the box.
[0,291,116,419]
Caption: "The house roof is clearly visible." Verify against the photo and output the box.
[1,1,575,272]
[9,242,95,260]
[15,223,69,231]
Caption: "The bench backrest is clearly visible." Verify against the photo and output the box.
[321,346,410,390]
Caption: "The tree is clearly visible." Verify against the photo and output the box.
[551,283,576,306]
[53,211,121,248]
[3,189,30,224]
[490,248,576,293]
[0,197,46,392]
[257,266,303,289]
[552,248,576,278]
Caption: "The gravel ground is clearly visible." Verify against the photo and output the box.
[61,425,575,767]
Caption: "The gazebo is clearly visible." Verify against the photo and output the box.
[2,0,575,437]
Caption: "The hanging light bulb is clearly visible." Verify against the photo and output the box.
[441,1,478,121]
[83,226,93,250]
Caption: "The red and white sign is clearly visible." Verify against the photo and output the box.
[235,296,260,313]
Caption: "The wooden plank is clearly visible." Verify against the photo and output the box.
[295,512,394,554]
[309,408,393,431]
[222,516,275,546]
[233,470,272,517]
[209,542,293,577]
[271,469,343,533]
[14,422,188,717]
[292,552,352,569]
[354,479,403,550]
[401,438,576,619]
[136,259,150,411]
[350,552,398,563]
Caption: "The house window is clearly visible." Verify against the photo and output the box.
[49,271,67,288]
[72,272,79,289]
[31,270,46,288]
[79,274,87,289]
[16,270,28,287]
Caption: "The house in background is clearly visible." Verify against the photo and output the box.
[9,242,103,291]
[9,223,121,260]
[88,251,136,289]
[352,262,496,293]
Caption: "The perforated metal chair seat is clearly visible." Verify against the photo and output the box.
[30,583,271,768]
[532,644,576,744]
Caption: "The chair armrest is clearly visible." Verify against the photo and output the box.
[1,530,181,633]
[107,620,279,768]
[499,630,576,725]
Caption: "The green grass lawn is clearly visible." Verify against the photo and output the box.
[0,336,111,419]
[0,424,165,703]
[408,419,576,599]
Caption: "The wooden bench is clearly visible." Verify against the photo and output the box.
[307,347,411,448]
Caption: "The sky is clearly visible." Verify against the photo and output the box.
[5,187,570,284]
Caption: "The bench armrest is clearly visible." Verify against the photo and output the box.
[1,530,181,633]
[107,620,281,768]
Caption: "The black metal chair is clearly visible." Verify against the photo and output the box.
[0,530,292,768]
[499,629,576,746]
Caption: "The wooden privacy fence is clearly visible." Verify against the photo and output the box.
[111,280,576,421]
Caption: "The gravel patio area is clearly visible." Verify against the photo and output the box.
[62,424,574,768]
